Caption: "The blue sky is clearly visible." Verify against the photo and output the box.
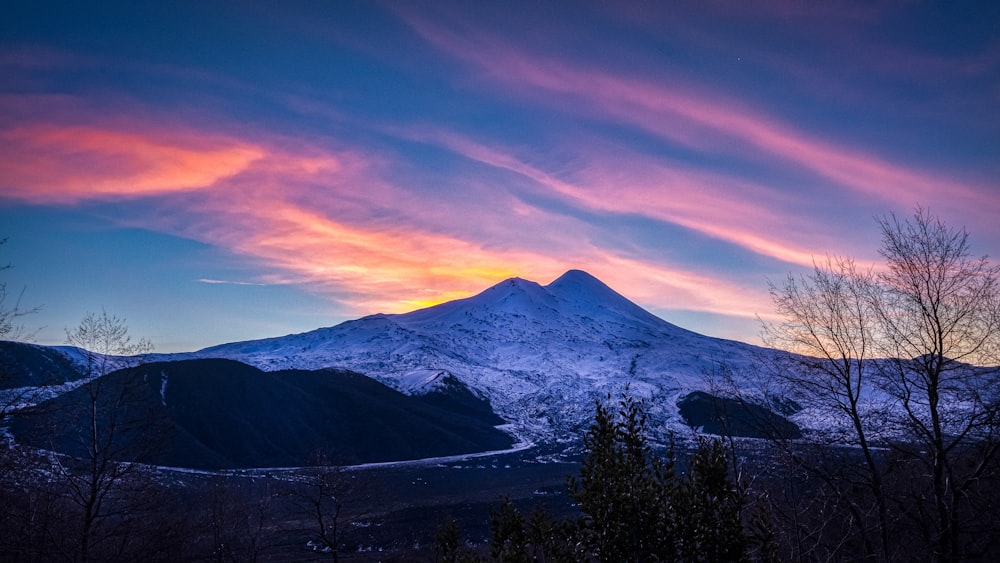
[2,1,998,352]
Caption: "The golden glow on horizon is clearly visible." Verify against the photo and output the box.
[398,288,481,310]
[0,106,852,327]
[0,88,966,335]
[196,191,558,316]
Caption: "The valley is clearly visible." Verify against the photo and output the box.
[4,268,997,561]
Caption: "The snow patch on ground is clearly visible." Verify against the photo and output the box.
[396,369,448,395]
[159,370,168,406]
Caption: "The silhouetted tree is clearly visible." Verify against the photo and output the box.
[440,390,754,562]
[524,504,579,563]
[872,209,1000,561]
[0,237,41,418]
[569,391,670,561]
[0,238,39,345]
[759,208,1000,561]
[435,517,479,563]
[57,310,157,562]
[675,437,748,562]
[569,390,749,562]
[760,254,893,560]
[291,451,361,562]
[490,496,527,562]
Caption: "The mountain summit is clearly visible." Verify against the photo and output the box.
[192,270,768,442]
[545,269,667,325]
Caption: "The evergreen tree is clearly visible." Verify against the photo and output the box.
[569,391,677,561]
[569,390,749,562]
[435,517,479,563]
[524,504,578,563]
[676,438,748,562]
[490,496,527,562]
[458,390,755,562]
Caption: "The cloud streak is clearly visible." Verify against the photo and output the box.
[0,123,264,203]
[411,128,827,266]
[0,96,559,313]
[197,278,268,286]
[4,2,996,350]
[0,91,779,325]
[401,11,999,252]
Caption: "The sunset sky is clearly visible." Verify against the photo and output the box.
[2,1,998,352]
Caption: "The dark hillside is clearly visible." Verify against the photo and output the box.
[10,358,513,469]
[677,390,801,439]
[411,372,506,426]
[0,341,82,389]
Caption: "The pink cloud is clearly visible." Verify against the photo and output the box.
[0,93,805,327]
[409,128,841,267]
[162,168,571,314]
[0,95,578,316]
[211,188,770,321]
[589,253,777,322]
[402,13,999,239]
[0,124,265,202]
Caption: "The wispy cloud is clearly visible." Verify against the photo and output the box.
[581,252,776,322]
[0,90,780,324]
[0,95,564,313]
[4,3,995,350]
[404,126,846,267]
[197,278,267,286]
[400,11,999,250]
[0,123,264,202]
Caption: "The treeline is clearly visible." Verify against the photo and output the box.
[434,391,765,563]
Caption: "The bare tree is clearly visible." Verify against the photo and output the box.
[291,451,363,562]
[871,209,1000,562]
[0,238,39,344]
[0,238,42,419]
[57,309,156,563]
[761,256,893,561]
[0,238,49,559]
[760,208,1000,562]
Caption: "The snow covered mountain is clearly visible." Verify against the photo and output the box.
[186,270,775,444]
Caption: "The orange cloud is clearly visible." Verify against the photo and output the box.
[188,188,568,314]
[0,97,782,330]
[181,172,769,321]
[0,101,565,315]
[0,124,264,202]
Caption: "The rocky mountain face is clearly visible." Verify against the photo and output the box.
[187,270,779,444]
[4,270,797,469]
[0,341,85,390]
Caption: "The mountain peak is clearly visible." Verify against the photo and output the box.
[547,269,609,292]
[546,269,627,303]
[496,276,539,289]
[546,269,663,325]
[458,275,555,312]
[397,269,666,328]
[178,267,757,447]
[394,274,555,325]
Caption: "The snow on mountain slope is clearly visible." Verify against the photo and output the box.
[190,270,772,442]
